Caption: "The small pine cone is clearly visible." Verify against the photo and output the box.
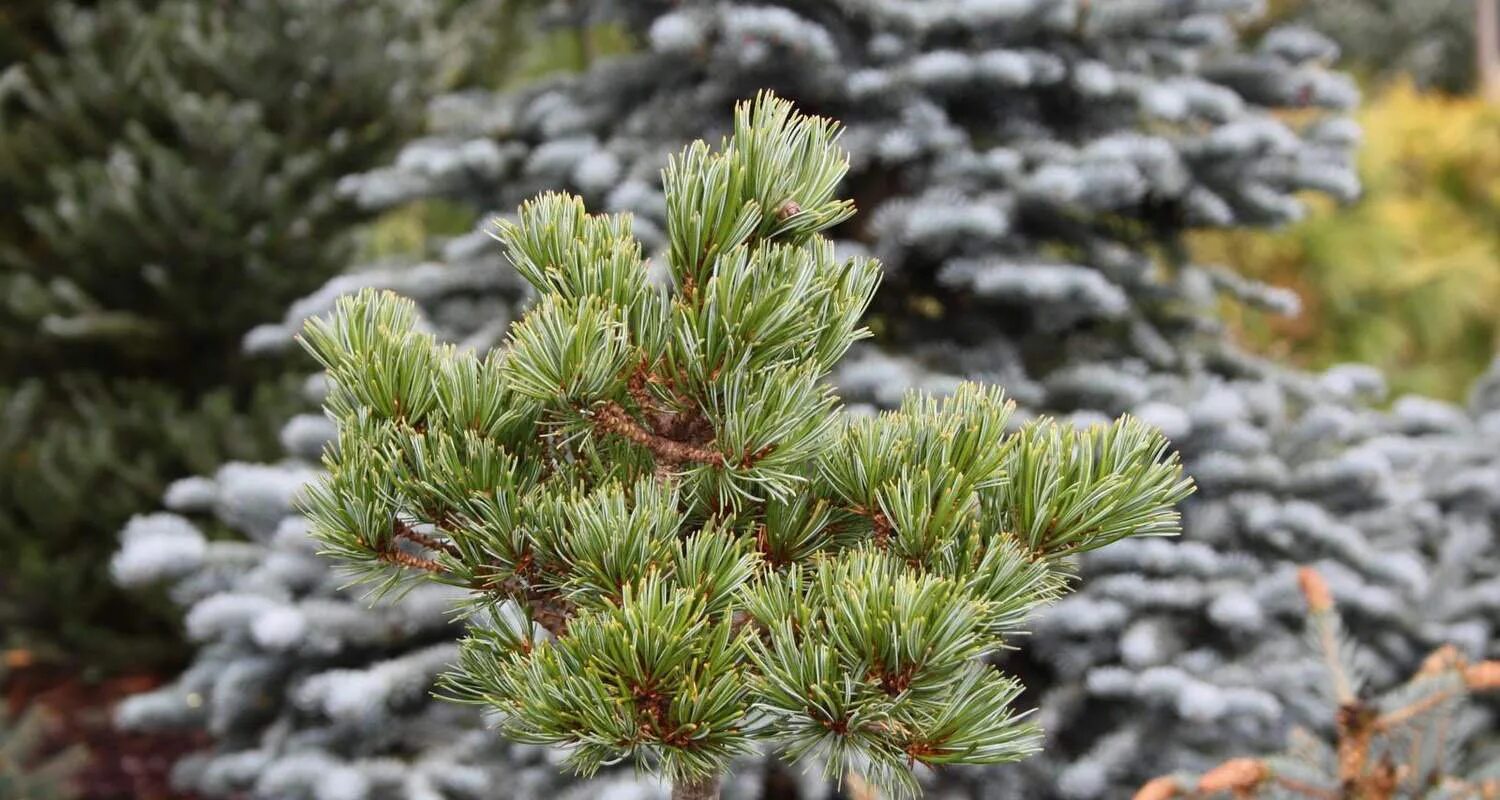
[1297,566,1333,613]
[777,200,801,220]
[1464,661,1500,691]
[1133,776,1183,800]
[1197,758,1270,793]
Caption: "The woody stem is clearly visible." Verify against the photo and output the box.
[672,775,720,800]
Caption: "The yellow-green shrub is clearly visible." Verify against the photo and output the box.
[1191,82,1500,400]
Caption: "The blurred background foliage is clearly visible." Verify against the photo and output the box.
[0,0,422,672]
[0,665,88,800]
[1192,0,1499,401]
[0,0,513,673]
[0,2,62,67]
[1192,83,1500,401]
[1271,0,1478,93]
[0,0,632,676]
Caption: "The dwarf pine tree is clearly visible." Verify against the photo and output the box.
[299,95,1192,799]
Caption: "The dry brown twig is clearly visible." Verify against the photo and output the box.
[1133,566,1500,800]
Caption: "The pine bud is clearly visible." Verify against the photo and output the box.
[1464,661,1500,691]
[1197,758,1269,793]
[777,200,801,220]
[1297,566,1333,613]
[1132,776,1183,800]
[1417,645,1464,678]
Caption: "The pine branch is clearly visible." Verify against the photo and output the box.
[849,504,895,549]
[627,361,677,435]
[593,401,724,466]
[376,544,446,574]
[478,570,573,638]
[379,519,573,636]
[393,519,461,558]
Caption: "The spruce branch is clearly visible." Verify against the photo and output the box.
[1136,567,1500,800]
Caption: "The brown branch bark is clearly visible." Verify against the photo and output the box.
[393,519,460,558]
[1465,660,1500,690]
[385,516,571,637]
[606,367,780,471]
[594,401,725,466]
[627,362,677,434]
[672,775,720,800]
[1197,758,1269,794]
[472,569,573,638]
[1336,703,1377,788]
[1135,768,1340,799]
[377,546,445,574]
[850,505,895,549]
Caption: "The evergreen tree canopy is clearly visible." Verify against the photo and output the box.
[301,94,1193,799]
[1278,0,1477,93]
[0,0,431,380]
[0,0,435,667]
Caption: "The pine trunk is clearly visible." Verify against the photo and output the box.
[672,777,720,800]
[1479,0,1500,104]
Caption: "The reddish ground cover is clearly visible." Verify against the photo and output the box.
[5,651,207,800]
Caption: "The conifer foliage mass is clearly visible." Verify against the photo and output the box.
[300,94,1193,799]
[0,0,432,666]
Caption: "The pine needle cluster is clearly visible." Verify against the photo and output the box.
[302,93,1194,799]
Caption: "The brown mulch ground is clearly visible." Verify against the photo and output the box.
[5,651,207,800]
